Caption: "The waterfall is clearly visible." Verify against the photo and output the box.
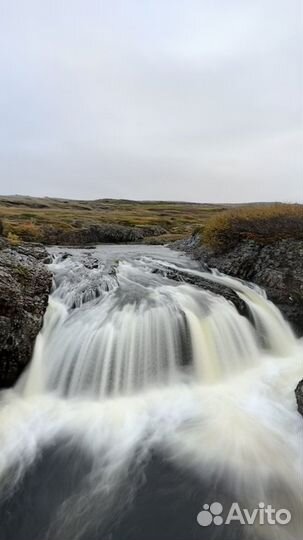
[22,249,296,398]
[1,245,302,540]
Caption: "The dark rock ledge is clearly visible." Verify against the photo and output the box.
[152,265,249,318]
[295,380,303,418]
[172,235,303,337]
[171,235,303,418]
[0,239,52,388]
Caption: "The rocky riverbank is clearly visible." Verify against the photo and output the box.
[172,234,303,417]
[0,239,52,388]
[172,234,303,337]
[29,223,168,245]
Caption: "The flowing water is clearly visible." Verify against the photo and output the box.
[0,245,302,540]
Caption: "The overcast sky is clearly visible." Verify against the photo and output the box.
[0,0,302,202]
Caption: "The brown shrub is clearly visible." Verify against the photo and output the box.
[203,204,303,252]
[8,221,42,242]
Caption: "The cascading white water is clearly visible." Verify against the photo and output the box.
[22,249,296,398]
[1,245,302,540]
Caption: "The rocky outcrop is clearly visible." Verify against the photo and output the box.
[31,223,168,246]
[0,241,52,388]
[295,380,303,417]
[172,235,303,336]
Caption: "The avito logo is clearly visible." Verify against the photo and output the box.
[197,502,291,527]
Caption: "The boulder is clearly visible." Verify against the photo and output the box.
[0,242,52,388]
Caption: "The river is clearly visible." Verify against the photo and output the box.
[0,245,302,540]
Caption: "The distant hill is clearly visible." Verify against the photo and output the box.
[0,195,278,245]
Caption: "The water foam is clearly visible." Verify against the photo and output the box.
[1,246,302,540]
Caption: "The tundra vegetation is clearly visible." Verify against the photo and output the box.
[0,197,301,248]
[202,204,303,252]
[0,195,228,244]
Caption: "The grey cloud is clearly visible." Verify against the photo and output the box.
[0,0,302,201]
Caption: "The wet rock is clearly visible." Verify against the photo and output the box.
[295,380,303,417]
[0,243,52,388]
[83,257,99,270]
[173,236,303,336]
[152,266,249,318]
[14,243,53,264]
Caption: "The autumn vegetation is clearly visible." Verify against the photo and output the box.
[202,204,303,252]
[0,197,301,250]
[0,195,227,245]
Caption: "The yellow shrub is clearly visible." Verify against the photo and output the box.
[7,232,21,245]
